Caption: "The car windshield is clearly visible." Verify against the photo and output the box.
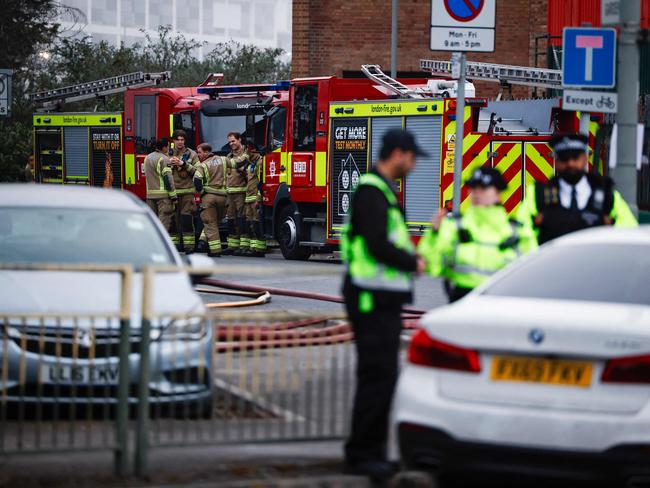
[482,243,650,305]
[0,207,174,268]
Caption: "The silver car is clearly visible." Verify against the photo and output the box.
[0,184,214,417]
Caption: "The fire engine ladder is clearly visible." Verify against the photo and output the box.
[361,64,427,99]
[31,71,172,111]
[419,59,562,99]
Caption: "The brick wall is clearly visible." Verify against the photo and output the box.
[292,0,548,99]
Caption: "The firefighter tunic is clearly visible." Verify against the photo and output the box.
[225,147,251,250]
[144,150,176,233]
[194,154,229,256]
[242,152,265,254]
[170,146,199,249]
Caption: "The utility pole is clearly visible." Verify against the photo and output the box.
[391,0,398,78]
[612,0,641,216]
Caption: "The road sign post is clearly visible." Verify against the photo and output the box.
[430,0,495,214]
[452,53,466,214]
[612,0,641,217]
[0,69,13,117]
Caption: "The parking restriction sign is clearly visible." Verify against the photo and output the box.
[430,0,496,52]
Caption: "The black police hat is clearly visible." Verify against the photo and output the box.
[380,129,429,159]
[550,133,589,160]
[466,167,507,191]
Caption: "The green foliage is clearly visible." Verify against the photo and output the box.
[0,120,32,182]
[0,0,60,69]
[1,22,291,182]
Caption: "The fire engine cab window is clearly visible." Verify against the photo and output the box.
[482,244,650,305]
[173,112,196,149]
[0,208,174,268]
[200,114,263,154]
[134,95,156,154]
[268,107,287,150]
[293,85,318,152]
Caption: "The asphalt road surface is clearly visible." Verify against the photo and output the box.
[198,250,449,313]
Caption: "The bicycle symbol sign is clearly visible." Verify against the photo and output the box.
[444,0,484,22]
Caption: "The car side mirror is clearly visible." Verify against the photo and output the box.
[184,254,214,285]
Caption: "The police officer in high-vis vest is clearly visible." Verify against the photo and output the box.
[341,129,426,483]
[419,167,537,302]
[518,133,637,244]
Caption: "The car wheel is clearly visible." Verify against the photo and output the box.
[277,205,311,261]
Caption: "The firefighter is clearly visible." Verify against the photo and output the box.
[144,138,177,233]
[24,154,35,183]
[341,129,426,483]
[419,167,537,303]
[241,148,266,257]
[193,143,228,257]
[222,132,249,255]
[517,133,637,244]
[169,129,199,253]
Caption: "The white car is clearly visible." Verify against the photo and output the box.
[393,226,650,486]
[0,184,215,417]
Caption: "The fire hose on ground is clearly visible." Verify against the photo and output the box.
[197,278,425,351]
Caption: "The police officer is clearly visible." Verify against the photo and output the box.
[222,132,250,255]
[144,138,177,234]
[419,167,537,302]
[193,143,228,257]
[518,133,637,244]
[241,148,266,257]
[342,129,426,482]
[169,129,199,253]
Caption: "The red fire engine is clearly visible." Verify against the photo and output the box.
[31,62,602,260]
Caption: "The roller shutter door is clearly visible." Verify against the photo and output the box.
[404,116,442,225]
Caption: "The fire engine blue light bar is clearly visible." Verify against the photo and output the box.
[198,80,291,95]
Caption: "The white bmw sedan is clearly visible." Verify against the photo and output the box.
[393,226,650,486]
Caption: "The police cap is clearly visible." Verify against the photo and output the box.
[550,133,589,161]
[466,167,507,191]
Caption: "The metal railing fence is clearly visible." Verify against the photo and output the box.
[0,263,361,479]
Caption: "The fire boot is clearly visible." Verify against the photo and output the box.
[222,219,238,255]
[181,214,195,254]
[250,220,266,257]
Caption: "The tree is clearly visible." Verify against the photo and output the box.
[0,22,292,182]
[0,0,60,69]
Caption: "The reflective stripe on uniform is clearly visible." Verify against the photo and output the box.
[227,186,246,193]
[204,186,227,195]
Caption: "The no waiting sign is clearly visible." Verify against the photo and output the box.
[431,0,496,52]
[0,69,12,117]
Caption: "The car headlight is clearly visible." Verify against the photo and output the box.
[154,317,207,341]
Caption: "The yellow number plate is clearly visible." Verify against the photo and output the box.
[491,356,593,388]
